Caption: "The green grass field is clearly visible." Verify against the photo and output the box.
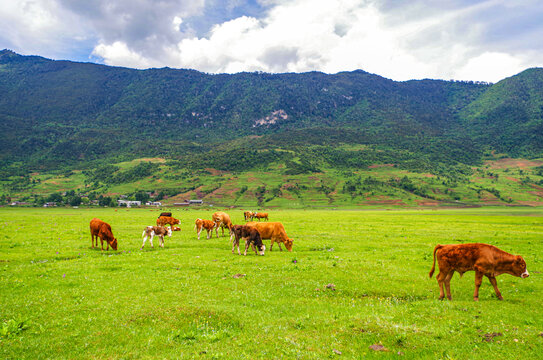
[1,207,542,359]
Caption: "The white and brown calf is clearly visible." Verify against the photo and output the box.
[141,225,172,249]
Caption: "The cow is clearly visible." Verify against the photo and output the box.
[89,218,118,251]
[212,211,233,239]
[231,225,265,256]
[429,243,529,301]
[246,222,293,252]
[158,212,172,218]
[171,226,181,231]
[194,218,216,240]
[157,216,180,228]
[141,225,172,249]
[253,212,269,221]
[243,211,254,221]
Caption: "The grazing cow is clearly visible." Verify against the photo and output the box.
[231,225,265,256]
[212,211,233,239]
[194,218,216,240]
[157,216,180,228]
[89,218,118,251]
[243,211,254,221]
[159,212,172,218]
[429,243,529,301]
[172,226,181,231]
[253,212,269,221]
[246,222,293,251]
[141,226,172,249]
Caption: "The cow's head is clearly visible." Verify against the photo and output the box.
[513,255,529,278]
[167,227,173,236]
[257,244,266,256]
[110,238,118,251]
[284,238,294,252]
[173,218,180,225]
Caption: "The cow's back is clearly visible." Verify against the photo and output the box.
[246,222,286,239]
[90,218,106,235]
[213,212,232,226]
[436,243,499,273]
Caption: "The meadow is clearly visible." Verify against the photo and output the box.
[1,207,542,359]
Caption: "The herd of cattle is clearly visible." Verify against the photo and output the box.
[89,211,530,301]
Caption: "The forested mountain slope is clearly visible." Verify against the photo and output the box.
[1,49,543,207]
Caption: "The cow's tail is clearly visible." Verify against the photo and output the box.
[429,245,442,278]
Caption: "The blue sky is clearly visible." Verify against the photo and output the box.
[1,0,542,82]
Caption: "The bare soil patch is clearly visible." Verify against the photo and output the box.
[415,200,441,206]
[368,164,395,169]
[485,158,543,169]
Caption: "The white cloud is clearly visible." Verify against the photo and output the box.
[173,16,183,32]
[92,41,156,69]
[453,52,531,83]
[1,0,542,82]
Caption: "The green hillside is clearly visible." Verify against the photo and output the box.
[1,49,543,206]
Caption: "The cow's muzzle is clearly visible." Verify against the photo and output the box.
[521,270,530,278]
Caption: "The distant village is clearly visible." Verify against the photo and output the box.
[8,193,205,208]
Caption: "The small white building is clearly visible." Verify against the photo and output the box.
[117,200,141,207]
[145,201,162,206]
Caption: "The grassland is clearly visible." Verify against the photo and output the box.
[1,207,542,359]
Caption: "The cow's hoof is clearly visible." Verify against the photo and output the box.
[473,297,479,302]
[498,296,503,300]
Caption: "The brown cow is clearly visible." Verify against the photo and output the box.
[429,243,529,301]
[194,218,216,240]
[246,222,293,251]
[231,225,265,256]
[212,211,233,239]
[141,226,172,249]
[90,218,118,251]
[253,212,268,221]
[157,216,180,228]
[243,211,254,221]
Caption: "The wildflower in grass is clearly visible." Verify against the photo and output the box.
[292,258,298,264]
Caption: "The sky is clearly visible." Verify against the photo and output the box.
[1,0,542,83]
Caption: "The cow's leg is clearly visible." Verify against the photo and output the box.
[141,235,148,249]
[243,238,250,256]
[444,271,454,300]
[473,271,484,301]
[487,275,503,300]
[270,238,274,251]
[197,227,202,240]
[91,234,94,248]
[206,229,211,239]
[436,271,446,300]
[232,237,241,255]
[149,233,154,248]
[100,238,104,251]
[159,235,164,248]
[276,238,283,251]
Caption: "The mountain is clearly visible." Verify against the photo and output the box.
[1,49,543,206]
